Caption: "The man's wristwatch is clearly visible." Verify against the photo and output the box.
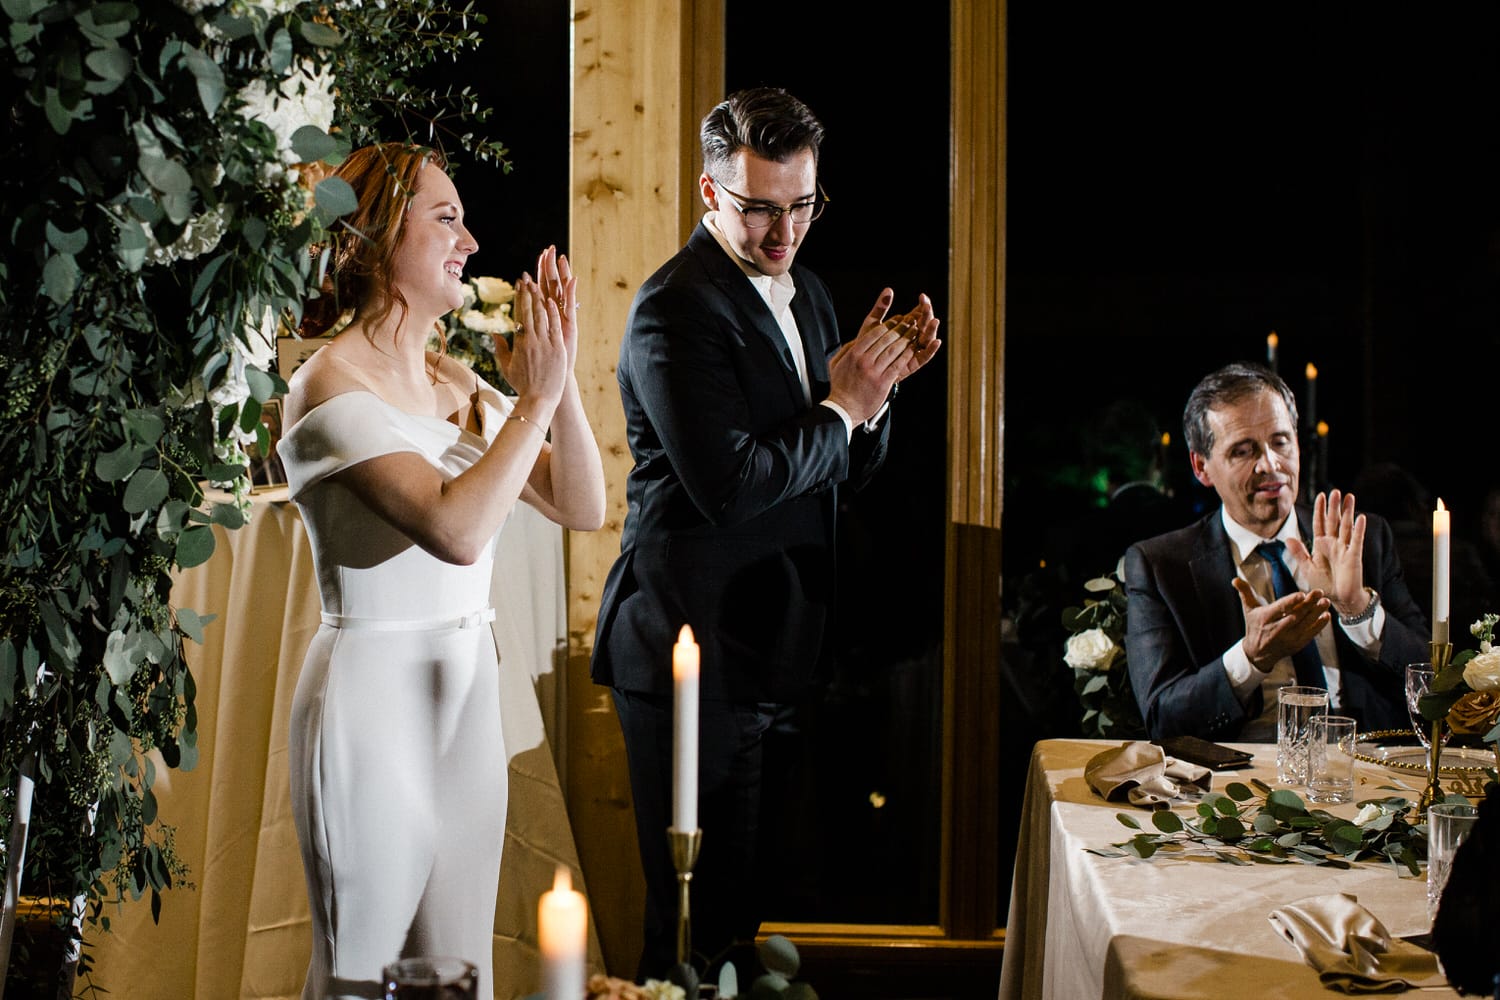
[1338,587,1380,627]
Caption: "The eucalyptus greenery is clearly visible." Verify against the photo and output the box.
[1061,576,1147,740]
[1087,781,1430,874]
[0,0,504,979]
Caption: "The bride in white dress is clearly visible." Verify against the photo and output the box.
[276,143,605,1000]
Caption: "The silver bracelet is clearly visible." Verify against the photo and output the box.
[1338,587,1380,627]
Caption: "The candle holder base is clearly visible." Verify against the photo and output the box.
[668,827,703,969]
[1418,641,1454,815]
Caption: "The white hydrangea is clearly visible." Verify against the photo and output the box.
[143,204,230,266]
[473,276,516,305]
[236,59,337,164]
[172,0,222,12]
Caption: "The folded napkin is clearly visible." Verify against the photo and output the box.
[1084,741,1213,807]
[1267,893,1447,994]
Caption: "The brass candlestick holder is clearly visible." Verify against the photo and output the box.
[1418,639,1454,813]
[667,827,703,967]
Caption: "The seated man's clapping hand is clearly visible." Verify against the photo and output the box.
[1233,579,1331,674]
[1285,489,1371,621]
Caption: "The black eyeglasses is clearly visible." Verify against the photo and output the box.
[712,179,829,229]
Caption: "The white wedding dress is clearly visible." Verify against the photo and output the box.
[278,387,516,1000]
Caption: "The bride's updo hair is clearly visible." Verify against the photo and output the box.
[300,143,449,339]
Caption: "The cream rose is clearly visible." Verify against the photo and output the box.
[1064,628,1120,672]
[1463,649,1500,691]
[473,276,516,306]
[1352,803,1384,826]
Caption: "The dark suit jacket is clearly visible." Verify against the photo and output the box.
[1123,505,1430,740]
[592,223,889,703]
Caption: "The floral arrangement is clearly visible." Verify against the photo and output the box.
[1420,614,1500,748]
[1092,780,1430,873]
[1062,575,1147,739]
[584,974,687,1000]
[1,0,506,983]
[432,274,520,394]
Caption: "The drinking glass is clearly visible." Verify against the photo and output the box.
[1405,663,1450,750]
[383,957,478,1000]
[1427,802,1479,921]
[1276,685,1328,784]
[1305,715,1357,803]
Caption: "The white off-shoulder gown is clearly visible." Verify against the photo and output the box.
[278,387,516,1000]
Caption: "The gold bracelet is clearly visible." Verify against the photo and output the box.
[506,412,545,438]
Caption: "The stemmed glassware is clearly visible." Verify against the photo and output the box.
[1404,663,1450,751]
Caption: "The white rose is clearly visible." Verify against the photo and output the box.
[1352,804,1383,826]
[473,276,516,305]
[458,308,517,336]
[1064,628,1120,672]
[1462,649,1500,692]
[1083,577,1117,593]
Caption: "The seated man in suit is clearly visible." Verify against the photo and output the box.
[1124,362,1429,740]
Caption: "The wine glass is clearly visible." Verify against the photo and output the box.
[1404,663,1450,750]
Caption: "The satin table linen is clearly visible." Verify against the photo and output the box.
[84,489,601,999]
[998,738,1460,1000]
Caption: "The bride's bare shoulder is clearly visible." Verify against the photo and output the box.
[282,337,370,427]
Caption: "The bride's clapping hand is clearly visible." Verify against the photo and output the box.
[494,266,568,409]
[534,245,579,372]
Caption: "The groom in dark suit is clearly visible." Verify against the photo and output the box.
[1124,362,1428,742]
[592,88,942,976]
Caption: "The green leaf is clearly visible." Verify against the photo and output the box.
[245,366,275,403]
[1116,812,1142,831]
[1151,811,1183,833]
[299,20,343,46]
[1224,782,1254,801]
[85,45,133,83]
[175,526,216,569]
[314,176,359,218]
[123,468,169,513]
[209,502,245,530]
[125,408,165,447]
[104,630,136,685]
[268,27,293,73]
[190,252,230,307]
[1124,835,1158,859]
[176,608,214,644]
[139,153,192,196]
[43,251,79,304]
[96,444,143,482]
[46,220,88,255]
[291,125,337,164]
[182,45,225,115]
[239,395,262,434]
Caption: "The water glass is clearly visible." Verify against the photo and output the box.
[1306,715,1357,803]
[383,956,478,1000]
[1276,685,1328,784]
[1427,802,1479,921]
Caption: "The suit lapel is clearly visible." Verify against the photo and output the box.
[790,287,829,395]
[687,224,808,404]
[1188,513,1245,653]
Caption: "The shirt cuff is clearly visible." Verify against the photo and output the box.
[1223,640,1262,703]
[863,400,891,432]
[1340,603,1385,655]
[819,399,856,443]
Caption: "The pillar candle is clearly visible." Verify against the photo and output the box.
[672,624,700,832]
[1266,331,1279,372]
[1316,421,1328,492]
[1433,500,1451,644]
[539,867,586,1000]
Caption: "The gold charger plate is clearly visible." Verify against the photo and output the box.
[1354,729,1497,775]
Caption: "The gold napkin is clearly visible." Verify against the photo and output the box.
[1267,893,1447,994]
[1084,741,1213,807]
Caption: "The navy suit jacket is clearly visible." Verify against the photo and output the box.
[1124,505,1430,740]
[592,222,888,703]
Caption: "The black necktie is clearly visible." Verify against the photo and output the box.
[1256,540,1326,688]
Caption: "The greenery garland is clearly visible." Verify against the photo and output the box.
[0,0,504,981]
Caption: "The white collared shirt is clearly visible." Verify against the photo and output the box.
[702,213,884,441]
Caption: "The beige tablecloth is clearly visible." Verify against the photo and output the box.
[84,491,602,999]
[998,739,1461,1000]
